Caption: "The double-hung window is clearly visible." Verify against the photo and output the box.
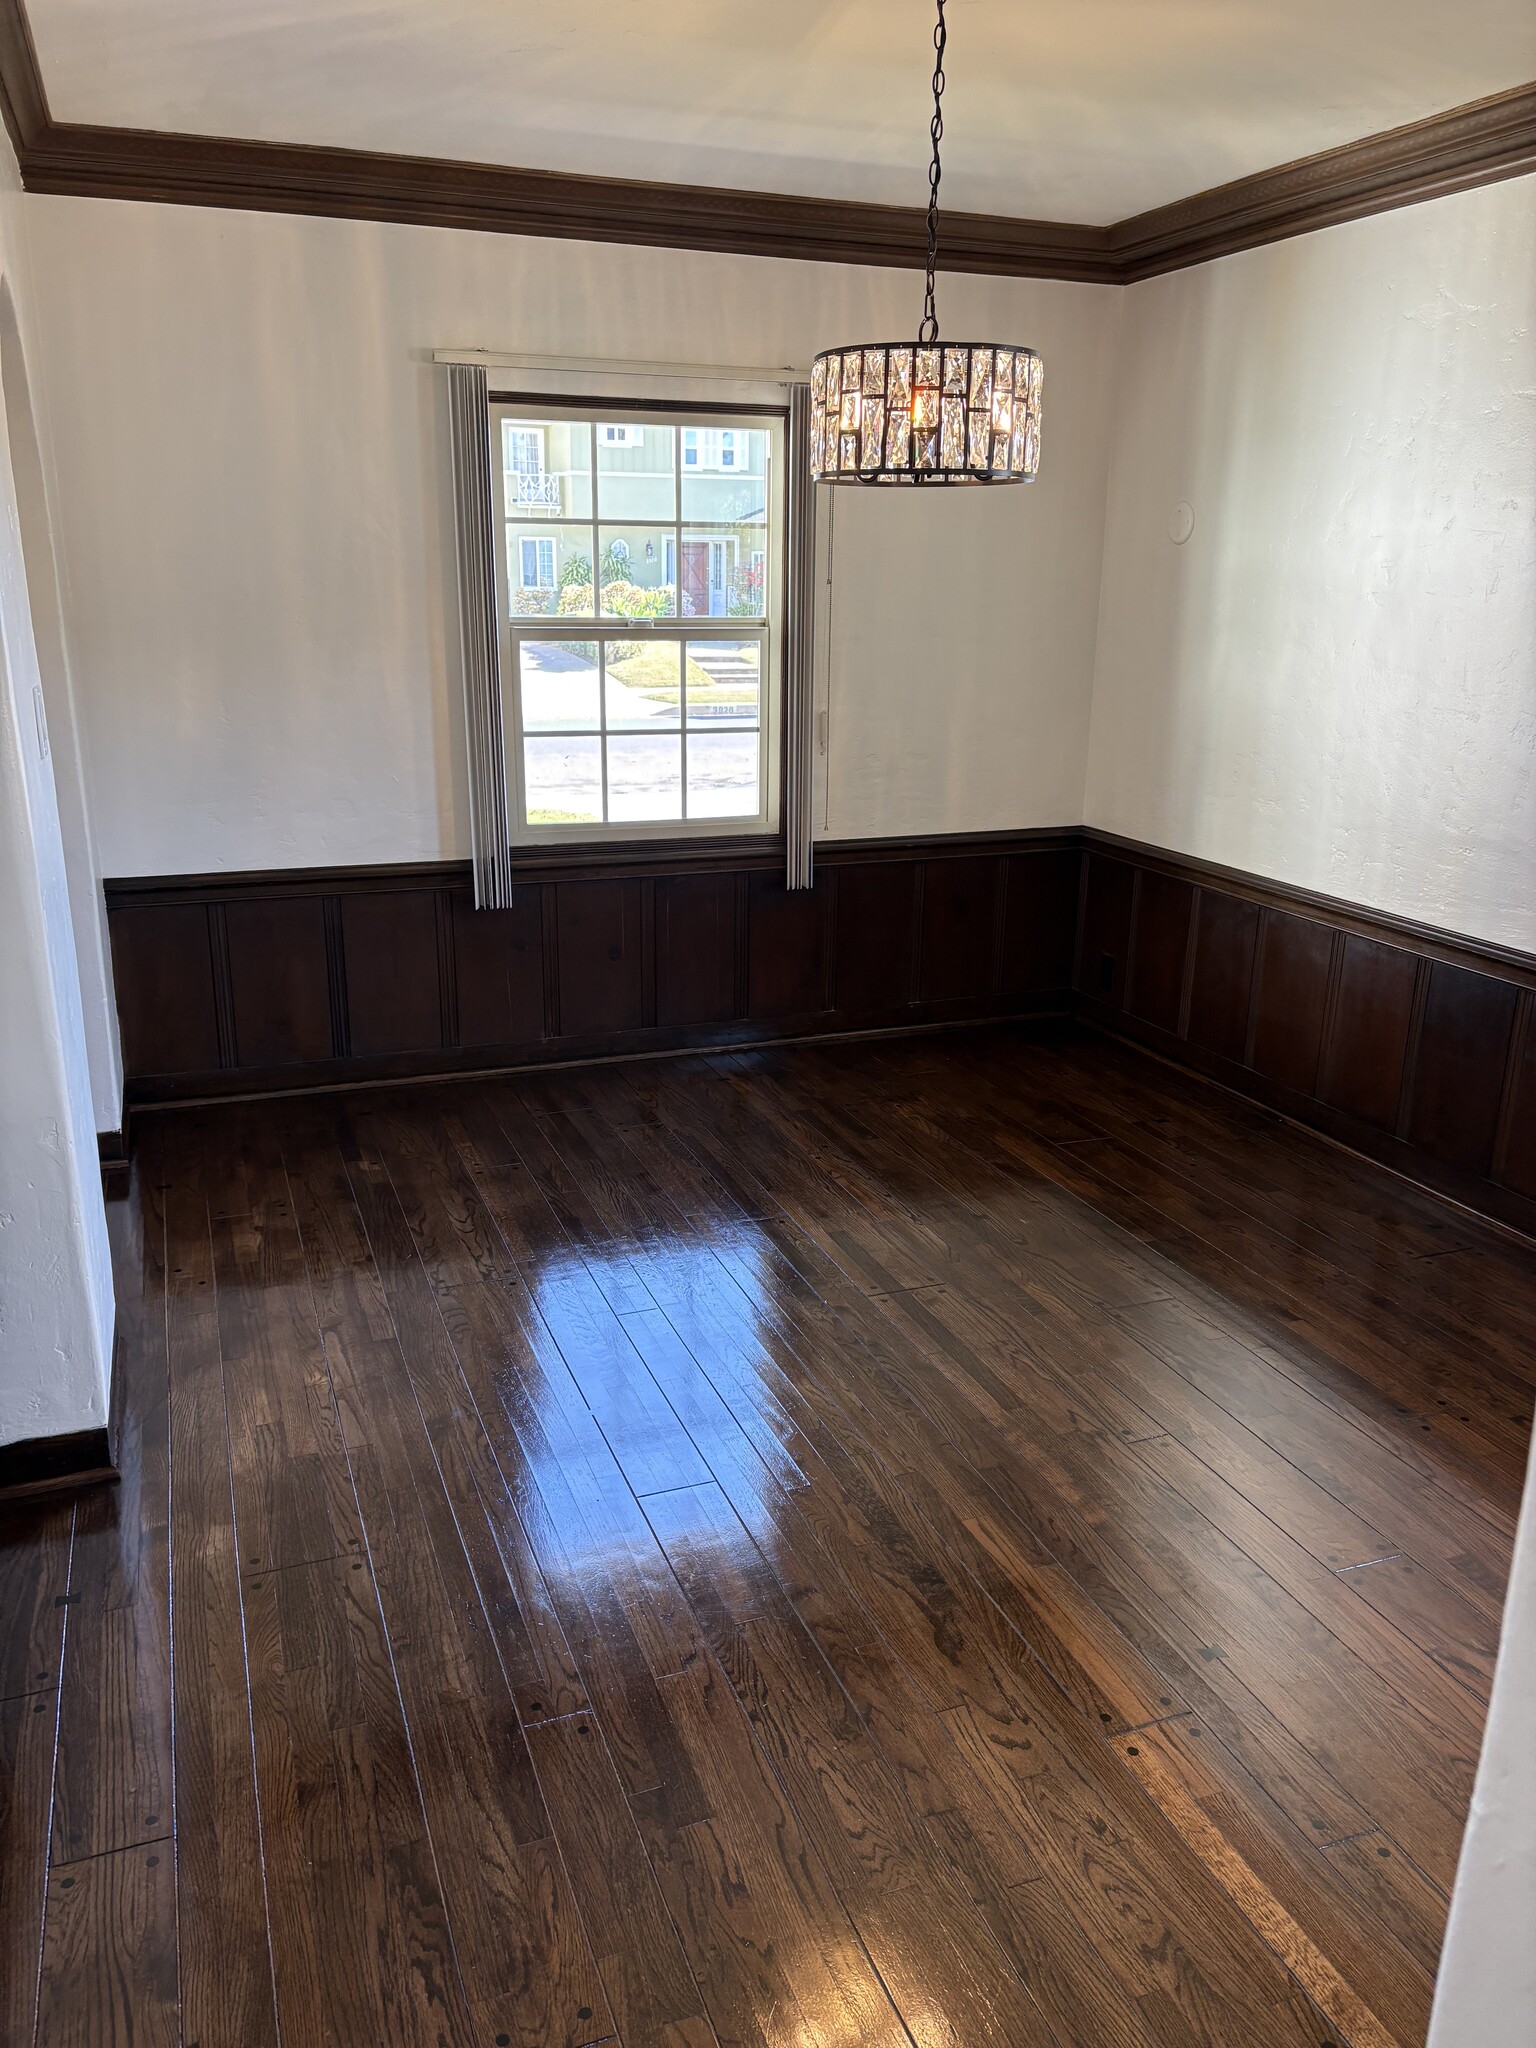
[491,401,784,843]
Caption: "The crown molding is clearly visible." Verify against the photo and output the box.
[1,0,1532,284]
[1109,77,1536,279]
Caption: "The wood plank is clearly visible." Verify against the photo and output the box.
[35,1842,178,2048]
[206,1106,363,1574]
[0,1498,72,1701]
[242,1552,470,2048]
[163,1147,278,2048]
[280,1116,613,2045]
[522,1710,715,2048]
[52,1164,173,1864]
[0,1690,57,2048]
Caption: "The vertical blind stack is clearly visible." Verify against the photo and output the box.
[447,361,514,910]
[784,381,817,891]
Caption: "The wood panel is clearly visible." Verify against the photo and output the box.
[747,870,830,1019]
[224,895,331,1067]
[555,877,645,1037]
[1321,935,1420,1133]
[450,885,544,1048]
[919,856,1001,1003]
[1002,848,1080,993]
[1250,910,1335,1097]
[833,860,919,1014]
[1405,964,1519,1177]
[1127,869,1194,1034]
[1498,1003,1536,1200]
[655,871,737,1027]
[340,889,443,1057]
[1076,854,1136,1007]
[109,904,222,1078]
[1187,890,1262,1064]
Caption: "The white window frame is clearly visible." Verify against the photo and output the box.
[489,398,785,848]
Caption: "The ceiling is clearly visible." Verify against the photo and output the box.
[25,0,1536,226]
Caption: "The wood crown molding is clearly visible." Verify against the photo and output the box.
[0,0,1531,283]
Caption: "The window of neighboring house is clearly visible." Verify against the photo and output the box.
[492,402,782,843]
[682,427,740,470]
[518,535,557,591]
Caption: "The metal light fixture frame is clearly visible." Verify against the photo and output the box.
[810,0,1043,488]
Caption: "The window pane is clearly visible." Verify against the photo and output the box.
[523,735,602,825]
[507,523,595,617]
[680,427,769,521]
[604,639,681,731]
[502,418,592,519]
[607,734,682,821]
[677,523,767,618]
[598,526,677,618]
[687,731,760,819]
[686,640,760,726]
[519,639,600,731]
[596,424,676,520]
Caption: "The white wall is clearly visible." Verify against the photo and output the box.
[20,198,1122,877]
[0,147,115,1448]
[1086,172,1536,953]
[1429,1440,1536,2048]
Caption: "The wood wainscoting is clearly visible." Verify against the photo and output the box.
[1076,833,1536,1240]
[104,827,1536,1238]
[104,832,1083,1106]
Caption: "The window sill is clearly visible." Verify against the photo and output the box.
[504,831,784,886]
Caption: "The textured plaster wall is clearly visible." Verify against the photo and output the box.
[1086,171,1536,952]
[21,197,1121,876]
[0,139,115,1446]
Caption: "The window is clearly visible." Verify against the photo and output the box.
[518,535,556,591]
[682,427,740,470]
[491,402,783,842]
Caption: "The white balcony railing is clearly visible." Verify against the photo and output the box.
[509,472,563,511]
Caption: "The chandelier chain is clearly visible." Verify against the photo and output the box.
[919,0,947,346]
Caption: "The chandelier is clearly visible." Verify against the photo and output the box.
[810,0,1042,487]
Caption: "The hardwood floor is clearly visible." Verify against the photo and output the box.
[4,1020,1532,2048]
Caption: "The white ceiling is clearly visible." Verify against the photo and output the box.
[27,0,1536,226]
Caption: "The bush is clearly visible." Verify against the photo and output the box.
[600,579,675,619]
[558,551,592,589]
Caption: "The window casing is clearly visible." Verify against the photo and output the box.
[490,401,784,845]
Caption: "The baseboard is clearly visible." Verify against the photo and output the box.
[0,1426,119,1502]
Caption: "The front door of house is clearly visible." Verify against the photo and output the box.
[681,540,711,616]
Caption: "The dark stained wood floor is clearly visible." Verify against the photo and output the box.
[4,1021,1533,2048]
